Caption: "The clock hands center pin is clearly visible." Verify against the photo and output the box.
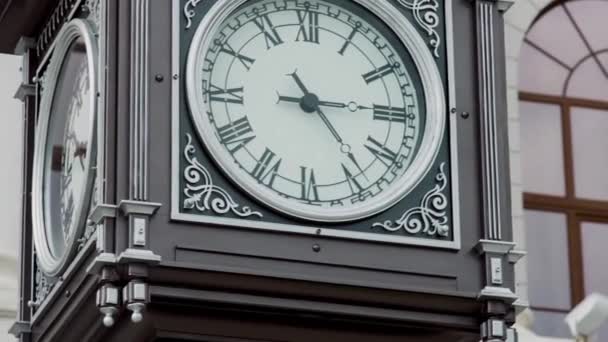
[283,70,368,180]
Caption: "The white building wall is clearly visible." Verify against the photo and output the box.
[504,1,575,341]
[0,53,23,341]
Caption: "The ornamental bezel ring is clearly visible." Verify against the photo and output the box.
[185,0,446,223]
[32,19,98,277]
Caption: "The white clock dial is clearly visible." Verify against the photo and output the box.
[43,39,93,258]
[187,0,445,222]
[33,19,98,277]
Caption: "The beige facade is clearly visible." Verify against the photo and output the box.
[0,53,23,342]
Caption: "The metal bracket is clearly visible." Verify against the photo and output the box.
[8,320,31,338]
[476,240,516,255]
[478,286,518,304]
[88,203,118,225]
[13,36,36,55]
[118,200,161,216]
[507,250,526,264]
[13,83,36,102]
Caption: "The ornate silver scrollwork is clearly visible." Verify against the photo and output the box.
[183,134,263,218]
[397,0,441,58]
[33,266,53,307]
[83,0,101,31]
[78,181,99,250]
[373,163,449,237]
[184,0,204,29]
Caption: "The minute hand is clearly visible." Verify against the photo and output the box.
[276,94,363,110]
[317,100,347,109]
[315,106,343,143]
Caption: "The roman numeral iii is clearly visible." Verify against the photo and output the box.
[373,104,408,123]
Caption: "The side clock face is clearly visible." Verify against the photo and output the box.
[33,19,97,277]
[44,39,93,258]
[187,0,445,222]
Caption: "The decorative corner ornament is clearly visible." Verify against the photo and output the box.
[184,0,204,29]
[31,266,54,310]
[373,163,449,237]
[397,0,441,58]
[183,134,263,218]
[83,0,101,31]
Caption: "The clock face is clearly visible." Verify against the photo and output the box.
[188,0,444,222]
[42,38,94,259]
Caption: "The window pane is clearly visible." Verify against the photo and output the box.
[566,1,608,52]
[566,54,608,102]
[532,310,572,338]
[518,43,570,96]
[525,210,571,310]
[581,222,608,296]
[526,6,587,68]
[571,107,608,200]
[520,102,566,196]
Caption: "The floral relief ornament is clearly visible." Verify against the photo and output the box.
[397,0,441,58]
[373,163,449,237]
[184,0,204,29]
[83,0,101,31]
[183,134,263,218]
[34,266,53,307]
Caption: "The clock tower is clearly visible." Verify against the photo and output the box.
[2,0,523,341]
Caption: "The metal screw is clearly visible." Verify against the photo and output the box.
[312,244,321,253]
[461,111,470,119]
[173,74,179,80]
[155,74,164,82]
[65,290,71,298]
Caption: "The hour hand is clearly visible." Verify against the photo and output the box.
[276,93,300,105]
[287,70,310,95]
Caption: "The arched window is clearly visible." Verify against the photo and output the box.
[519,0,608,339]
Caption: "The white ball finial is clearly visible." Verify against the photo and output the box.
[131,310,143,323]
[103,314,115,327]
